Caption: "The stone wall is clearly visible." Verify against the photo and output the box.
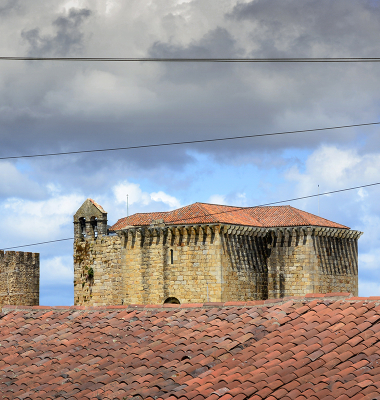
[74,225,225,306]
[74,224,361,306]
[0,251,39,307]
[74,236,123,306]
[313,228,359,296]
[266,227,360,298]
[267,227,318,299]
[122,225,223,304]
[221,227,268,301]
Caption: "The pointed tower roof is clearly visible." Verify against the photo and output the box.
[74,199,107,222]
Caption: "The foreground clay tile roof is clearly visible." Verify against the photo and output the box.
[2,294,380,399]
[110,202,349,230]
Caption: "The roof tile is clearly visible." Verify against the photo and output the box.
[2,294,380,399]
[110,202,350,230]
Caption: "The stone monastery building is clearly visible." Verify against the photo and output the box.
[74,199,362,306]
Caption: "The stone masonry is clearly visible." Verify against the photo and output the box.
[266,226,359,298]
[73,200,361,306]
[0,251,39,307]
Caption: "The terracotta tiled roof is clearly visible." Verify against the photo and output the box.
[246,205,349,228]
[2,293,380,399]
[110,202,349,230]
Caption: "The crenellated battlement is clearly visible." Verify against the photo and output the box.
[0,250,39,263]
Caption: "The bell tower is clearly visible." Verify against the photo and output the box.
[73,199,108,239]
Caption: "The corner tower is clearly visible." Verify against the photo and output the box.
[0,251,39,307]
[74,199,108,239]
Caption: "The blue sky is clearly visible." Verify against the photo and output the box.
[1,0,380,304]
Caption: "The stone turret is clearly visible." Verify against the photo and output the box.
[0,250,39,307]
[74,199,108,240]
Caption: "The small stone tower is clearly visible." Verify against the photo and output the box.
[0,251,39,307]
[74,199,108,239]
[74,199,123,305]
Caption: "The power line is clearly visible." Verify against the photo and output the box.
[1,121,379,161]
[2,238,73,251]
[170,182,380,224]
[2,181,378,250]
[3,57,380,62]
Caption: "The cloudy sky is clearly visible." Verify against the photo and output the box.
[1,0,380,304]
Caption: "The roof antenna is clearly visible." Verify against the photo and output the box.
[318,185,320,217]
[127,194,129,222]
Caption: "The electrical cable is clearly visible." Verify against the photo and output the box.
[2,238,73,251]
[168,182,380,224]
[3,57,380,62]
[1,121,379,161]
[2,181,378,250]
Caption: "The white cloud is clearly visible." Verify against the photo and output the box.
[0,161,44,199]
[113,180,180,209]
[1,193,84,242]
[151,191,180,208]
[286,145,380,198]
[235,192,247,206]
[113,181,151,206]
[359,280,380,297]
[208,194,226,204]
[61,0,87,12]
[357,188,369,200]
[359,250,380,272]
[208,192,247,206]
[41,255,73,285]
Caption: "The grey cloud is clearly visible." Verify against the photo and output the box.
[1,0,380,175]
[150,27,238,58]
[21,8,92,56]
[0,0,21,17]
[149,27,242,83]
[229,0,380,57]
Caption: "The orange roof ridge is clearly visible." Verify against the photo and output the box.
[195,201,245,209]
[195,202,224,223]
[286,205,311,226]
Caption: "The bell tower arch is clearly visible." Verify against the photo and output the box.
[74,199,108,239]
